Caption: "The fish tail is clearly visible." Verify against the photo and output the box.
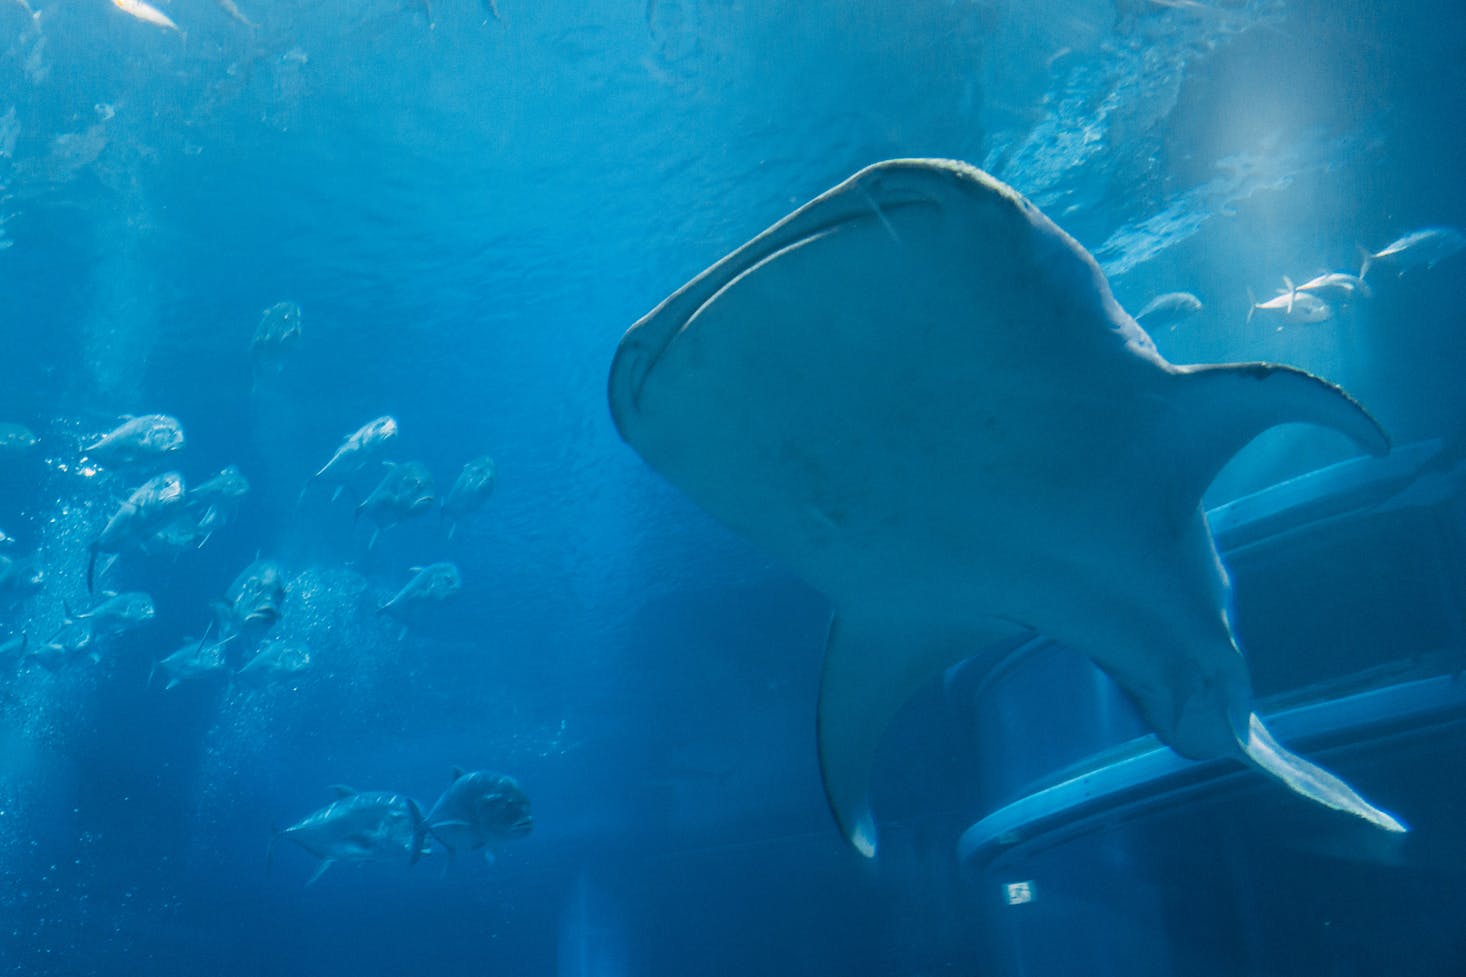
[408,798,428,865]
[266,827,282,876]
[1245,287,1256,325]
[1357,244,1373,281]
[86,545,98,594]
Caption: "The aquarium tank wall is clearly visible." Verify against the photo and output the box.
[0,1,1463,975]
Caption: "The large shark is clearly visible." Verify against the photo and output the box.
[607,158,1406,858]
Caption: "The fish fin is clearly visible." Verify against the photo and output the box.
[817,614,1029,858]
[305,859,333,886]
[450,766,464,782]
[1283,275,1296,315]
[408,798,428,866]
[397,625,408,641]
[434,819,472,830]
[1239,713,1406,832]
[1357,244,1374,281]
[328,784,357,797]
[165,678,179,691]
[147,661,158,689]
[331,485,344,503]
[1170,362,1390,505]
[86,546,98,594]
[1245,287,1256,325]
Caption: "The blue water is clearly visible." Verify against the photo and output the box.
[1,1,1464,974]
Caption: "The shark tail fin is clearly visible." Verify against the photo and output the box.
[1239,713,1407,833]
[1245,287,1257,325]
[1282,275,1296,315]
[86,545,99,594]
[409,798,428,866]
[1357,243,1374,281]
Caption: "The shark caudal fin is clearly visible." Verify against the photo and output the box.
[1239,713,1407,833]
[408,798,429,866]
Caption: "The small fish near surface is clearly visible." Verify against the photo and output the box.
[608,158,1405,858]
[356,461,436,548]
[150,632,231,690]
[1359,226,1466,279]
[442,455,497,539]
[1133,291,1203,331]
[412,768,532,865]
[309,416,399,502]
[111,0,179,31]
[234,638,311,689]
[88,471,186,591]
[271,787,429,885]
[84,414,185,470]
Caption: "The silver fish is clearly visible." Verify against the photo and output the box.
[441,455,496,538]
[89,471,186,591]
[84,414,185,468]
[1247,278,1333,326]
[272,787,428,884]
[1293,271,1371,303]
[412,768,532,864]
[252,301,301,375]
[380,562,462,615]
[356,461,436,548]
[218,559,287,635]
[312,416,399,497]
[1360,226,1466,279]
[234,638,311,688]
[151,633,231,690]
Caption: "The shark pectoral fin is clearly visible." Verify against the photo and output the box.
[1172,362,1390,502]
[817,614,1028,859]
[1240,713,1407,833]
[306,859,334,886]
